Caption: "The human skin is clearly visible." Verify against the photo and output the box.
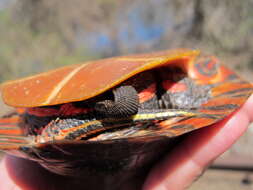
[0,94,253,190]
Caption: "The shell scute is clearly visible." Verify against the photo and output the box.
[1,49,199,107]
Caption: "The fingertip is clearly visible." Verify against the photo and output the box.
[143,107,250,190]
[0,156,21,190]
[1,155,61,190]
[241,94,253,122]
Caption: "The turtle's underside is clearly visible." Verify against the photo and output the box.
[0,49,252,189]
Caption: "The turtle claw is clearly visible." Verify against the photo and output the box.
[95,85,139,118]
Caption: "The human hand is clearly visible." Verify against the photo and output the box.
[1,94,253,190]
[143,94,253,190]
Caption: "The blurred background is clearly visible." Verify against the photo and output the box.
[0,0,253,189]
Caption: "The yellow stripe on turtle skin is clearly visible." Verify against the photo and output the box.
[131,110,195,121]
[37,119,103,143]
[36,110,197,144]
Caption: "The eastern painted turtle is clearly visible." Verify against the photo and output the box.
[0,49,252,189]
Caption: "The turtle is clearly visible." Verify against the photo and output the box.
[0,49,252,189]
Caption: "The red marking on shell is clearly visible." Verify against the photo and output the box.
[211,82,252,98]
[0,129,23,136]
[27,103,92,117]
[162,80,187,93]
[59,104,93,116]
[201,96,245,108]
[0,117,20,124]
[188,56,218,83]
[188,56,236,85]
[0,117,23,135]
[138,83,156,103]
[27,107,60,117]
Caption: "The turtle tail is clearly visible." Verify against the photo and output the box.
[0,114,29,150]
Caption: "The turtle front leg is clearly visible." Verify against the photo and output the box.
[95,86,139,118]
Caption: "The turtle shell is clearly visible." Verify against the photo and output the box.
[0,49,252,189]
[1,49,200,107]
